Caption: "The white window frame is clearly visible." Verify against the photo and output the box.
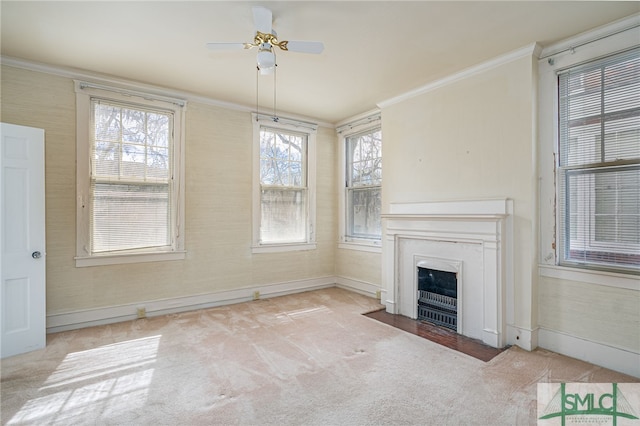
[337,112,382,253]
[75,81,186,267]
[251,113,317,253]
[538,16,640,283]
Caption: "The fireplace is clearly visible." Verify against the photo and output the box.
[417,266,457,331]
[382,199,513,348]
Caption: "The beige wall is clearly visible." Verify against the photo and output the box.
[380,55,538,333]
[539,276,640,353]
[335,249,381,286]
[1,65,338,316]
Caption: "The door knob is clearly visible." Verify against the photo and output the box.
[31,251,42,259]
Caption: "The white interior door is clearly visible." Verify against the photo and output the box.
[1,122,46,358]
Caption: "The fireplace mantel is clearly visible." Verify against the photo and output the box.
[382,199,513,348]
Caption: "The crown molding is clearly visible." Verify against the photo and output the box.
[1,55,334,129]
[377,43,540,110]
[539,13,640,60]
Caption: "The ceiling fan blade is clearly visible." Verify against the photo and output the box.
[282,40,324,54]
[252,6,272,35]
[206,42,248,51]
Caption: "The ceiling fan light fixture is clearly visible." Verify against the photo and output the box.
[257,44,275,70]
[259,66,275,76]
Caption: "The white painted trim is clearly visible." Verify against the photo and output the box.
[335,109,381,129]
[506,324,539,351]
[251,243,317,254]
[539,265,639,291]
[338,242,382,253]
[0,55,334,129]
[539,13,640,60]
[538,327,640,378]
[251,114,317,250]
[74,81,186,266]
[383,200,513,349]
[335,276,381,299]
[386,198,512,217]
[335,110,381,134]
[337,119,383,246]
[377,43,540,109]
[47,276,336,333]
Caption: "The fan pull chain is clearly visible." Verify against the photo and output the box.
[255,65,260,121]
[273,59,278,122]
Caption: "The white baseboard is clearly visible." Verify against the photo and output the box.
[538,327,640,378]
[47,276,336,333]
[506,324,539,351]
[335,276,381,299]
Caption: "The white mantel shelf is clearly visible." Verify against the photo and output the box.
[385,199,512,217]
[382,213,509,220]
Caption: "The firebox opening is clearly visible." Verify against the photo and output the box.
[417,267,457,331]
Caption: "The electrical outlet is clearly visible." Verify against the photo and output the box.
[137,306,146,319]
[375,290,381,300]
[253,291,260,300]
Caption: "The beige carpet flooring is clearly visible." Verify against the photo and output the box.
[1,287,637,425]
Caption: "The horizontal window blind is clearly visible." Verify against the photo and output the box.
[91,99,173,253]
[558,47,640,272]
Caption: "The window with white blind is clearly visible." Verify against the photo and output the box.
[252,114,316,252]
[557,47,640,273]
[75,82,186,266]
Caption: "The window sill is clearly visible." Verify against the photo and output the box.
[251,243,316,254]
[538,264,639,291]
[75,250,186,267]
[338,241,382,253]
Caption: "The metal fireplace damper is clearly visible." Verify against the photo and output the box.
[417,267,457,331]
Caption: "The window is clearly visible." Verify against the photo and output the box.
[557,48,640,273]
[252,114,316,252]
[75,82,186,266]
[338,113,382,250]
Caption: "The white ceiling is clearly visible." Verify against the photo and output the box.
[2,1,639,124]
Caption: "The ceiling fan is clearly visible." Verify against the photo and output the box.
[206,6,324,75]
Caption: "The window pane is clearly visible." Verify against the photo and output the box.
[94,141,119,176]
[122,143,146,179]
[94,104,121,142]
[604,124,640,162]
[260,188,306,243]
[147,147,169,179]
[594,168,640,245]
[122,108,146,143]
[563,166,639,268]
[347,130,382,187]
[290,161,302,186]
[347,187,381,239]
[259,127,306,187]
[92,183,170,252]
[147,113,170,148]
